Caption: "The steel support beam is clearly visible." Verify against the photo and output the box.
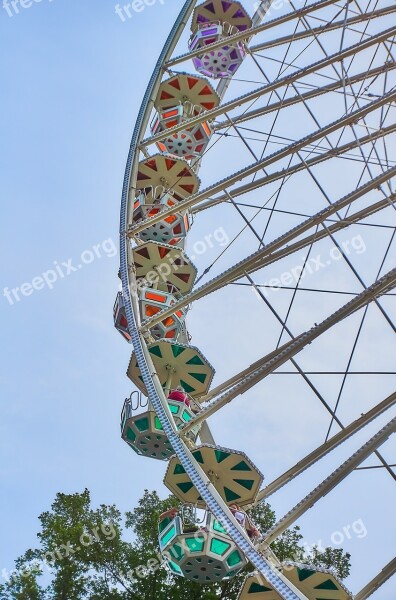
[180,268,396,432]
[195,122,396,213]
[164,0,349,68]
[198,421,216,445]
[199,341,298,402]
[132,90,396,237]
[255,391,396,502]
[241,195,395,281]
[214,61,396,132]
[141,193,395,332]
[140,27,396,150]
[262,418,396,545]
[139,168,396,332]
[250,5,396,53]
[355,558,396,600]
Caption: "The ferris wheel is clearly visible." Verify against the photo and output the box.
[115,0,396,598]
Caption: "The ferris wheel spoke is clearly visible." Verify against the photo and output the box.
[179,267,396,433]
[241,272,396,484]
[245,0,394,188]
[253,391,396,501]
[214,61,396,131]
[234,273,378,449]
[131,93,395,239]
[140,193,395,331]
[196,185,392,280]
[189,273,396,486]
[243,194,393,280]
[261,416,396,545]
[195,121,396,213]
[251,1,394,183]
[321,223,396,334]
[199,340,301,402]
[325,228,396,440]
[335,79,394,195]
[355,557,396,600]
[139,169,396,332]
[164,0,347,69]
[229,203,395,227]
[263,109,396,334]
[250,4,396,53]
[219,79,394,168]
[198,420,216,445]
[269,370,396,373]
[139,26,395,151]
[287,7,396,187]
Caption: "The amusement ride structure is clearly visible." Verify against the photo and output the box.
[115,0,396,597]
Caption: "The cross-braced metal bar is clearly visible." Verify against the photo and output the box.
[132,89,396,236]
[180,267,396,432]
[355,557,396,600]
[254,392,396,502]
[139,168,396,332]
[261,416,396,545]
[139,27,396,151]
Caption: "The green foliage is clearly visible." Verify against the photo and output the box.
[249,502,305,563]
[0,559,44,600]
[309,546,351,579]
[1,489,351,599]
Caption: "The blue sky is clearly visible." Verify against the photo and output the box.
[1,0,395,598]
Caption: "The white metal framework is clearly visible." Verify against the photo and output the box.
[118,0,396,597]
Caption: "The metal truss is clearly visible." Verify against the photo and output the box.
[180,267,396,431]
[355,557,396,599]
[262,416,396,544]
[139,168,396,331]
[119,0,396,596]
[256,391,396,501]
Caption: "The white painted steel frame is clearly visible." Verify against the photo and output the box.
[119,0,396,596]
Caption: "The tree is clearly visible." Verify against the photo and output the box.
[309,546,351,580]
[0,556,44,600]
[1,489,350,599]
